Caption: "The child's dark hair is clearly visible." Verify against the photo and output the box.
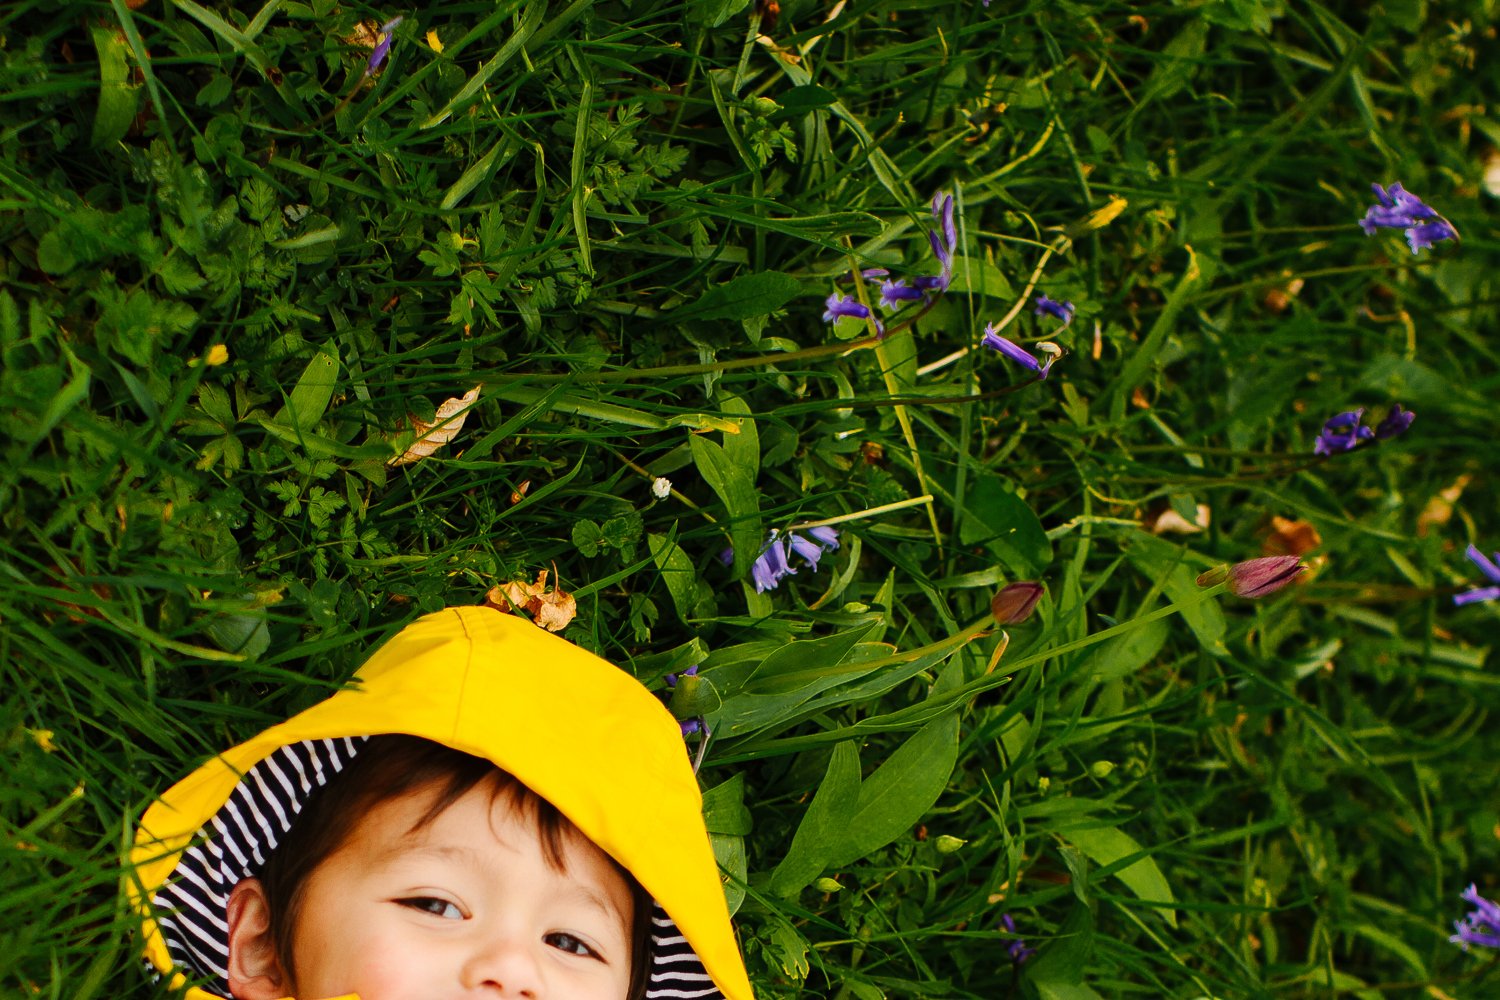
[256,734,652,999]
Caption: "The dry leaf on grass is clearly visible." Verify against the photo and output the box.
[1262,516,1322,556]
[485,568,576,632]
[1142,502,1210,534]
[390,387,480,466]
[1416,474,1472,537]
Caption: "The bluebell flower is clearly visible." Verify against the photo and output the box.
[1360,183,1458,255]
[911,192,958,294]
[367,16,403,75]
[1451,884,1500,949]
[680,717,703,736]
[823,293,871,322]
[1034,294,1075,327]
[1455,545,1500,606]
[751,531,795,593]
[879,278,925,310]
[788,525,840,571]
[980,322,1061,378]
[1375,404,1415,440]
[999,914,1036,963]
[718,547,734,567]
[1312,409,1374,455]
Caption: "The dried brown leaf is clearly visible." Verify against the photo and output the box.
[1262,516,1322,556]
[485,569,576,632]
[390,387,480,466]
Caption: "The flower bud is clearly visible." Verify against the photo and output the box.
[1225,556,1305,598]
[1089,760,1115,779]
[1195,565,1229,587]
[992,581,1045,624]
[814,877,844,893]
[934,835,967,854]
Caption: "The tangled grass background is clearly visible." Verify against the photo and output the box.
[3,0,1500,997]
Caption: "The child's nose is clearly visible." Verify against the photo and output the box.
[462,938,546,998]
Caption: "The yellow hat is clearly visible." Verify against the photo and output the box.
[128,606,751,1000]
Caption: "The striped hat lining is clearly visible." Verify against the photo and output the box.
[148,737,724,1000]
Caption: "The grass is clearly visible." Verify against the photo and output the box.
[3,0,1500,997]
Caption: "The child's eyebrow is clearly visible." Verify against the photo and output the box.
[561,884,626,925]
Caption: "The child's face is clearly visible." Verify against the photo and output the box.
[286,779,635,1000]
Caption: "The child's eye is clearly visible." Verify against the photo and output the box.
[399,897,464,920]
[545,932,599,959]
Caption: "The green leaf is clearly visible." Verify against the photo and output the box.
[1060,826,1176,928]
[701,773,753,835]
[648,533,701,625]
[744,622,879,695]
[36,231,76,275]
[92,285,197,365]
[1123,532,1228,656]
[1025,901,1098,1000]
[1080,616,1169,683]
[599,514,643,550]
[687,0,750,27]
[441,136,518,210]
[769,741,861,896]
[573,520,603,557]
[667,674,721,719]
[685,271,802,322]
[203,611,270,660]
[273,345,340,429]
[962,474,1052,573]
[421,0,546,128]
[689,436,762,581]
[710,832,747,916]
[91,27,139,148]
[824,712,959,868]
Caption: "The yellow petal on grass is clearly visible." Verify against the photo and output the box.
[27,729,56,752]
[389,387,481,466]
[426,29,444,52]
[1065,194,1128,237]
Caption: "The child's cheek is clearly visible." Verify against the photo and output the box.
[303,919,455,1000]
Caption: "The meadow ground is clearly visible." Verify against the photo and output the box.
[3,0,1500,997]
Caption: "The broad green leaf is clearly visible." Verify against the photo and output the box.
[687,0,750,28]
[1123,534,1228,656]
[745,622,877,694]
[963,474,1052,573]
[91,27,139,148]
[689,436,761,582]
[441,137,518,210]
[1081,615,1169,683]
[667,674,721,719]
[719,395,759,475]
[945,257,1014,298]
[710,642,894,739]
[648,533,700,625]
[710,832,747,915]
[701,773,752,835]
[273,345,339,430]
[1060,825,1176,927]
[769,741,860,896]
[685,271,802,322]
[203,612,270,661]
[824,712,959,868]
[1025,901,1098,1000]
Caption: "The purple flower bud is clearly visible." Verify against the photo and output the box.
[1313,409,1374,455]
[1374,404,1414,440]
[806,526,840,550]
[1455,544,1500,606]
[366,15,403,75]
[879,279,926,311]
[997,913,1035,963]
[680,717,703,736]
[1034,295,1075,327]
[664,663,699,688]
[1223,556,1305,598]
[751,531,795,593]
[1451,884,1500,950]
[991,581,1045,624]
[823,292,872,324]
[1406,219,1459,254]
[788,532,827,569]
[1360,182,1457,253]
[980,323,1060,378]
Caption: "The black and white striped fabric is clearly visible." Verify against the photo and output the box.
[150,736,724,1000]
